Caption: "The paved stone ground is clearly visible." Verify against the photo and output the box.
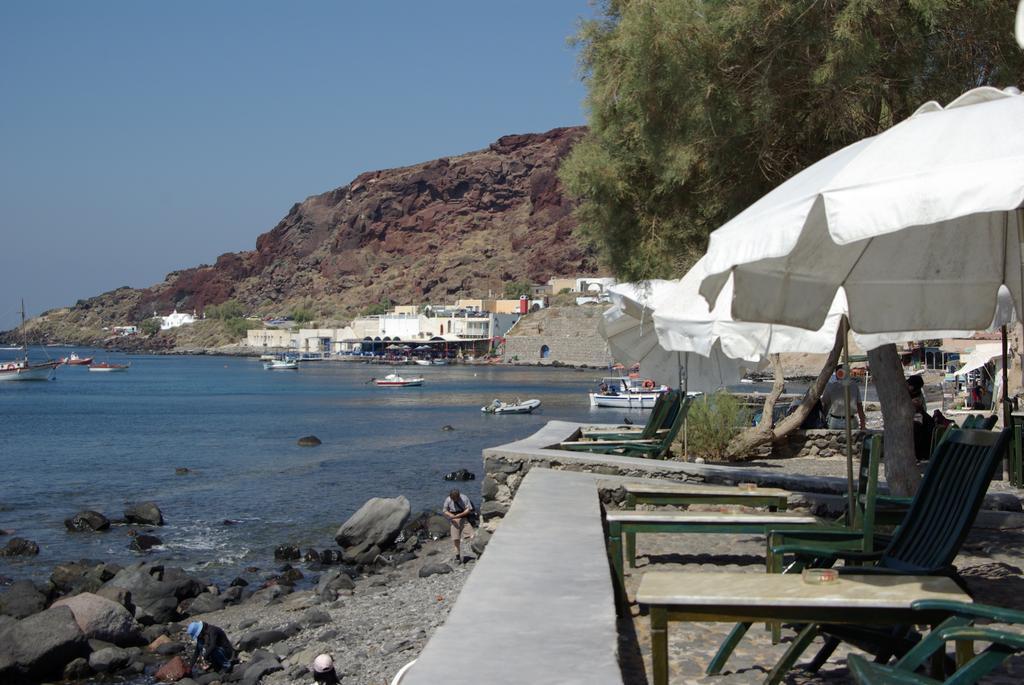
[618,512,1024,684]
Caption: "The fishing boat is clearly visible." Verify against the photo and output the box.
[89,361,131,372]
[263,359,299,370]
[0,301,60,382]
[374,373,424,387]
[59,352,94,366]
[588,376,668,408]
[481,398,542,414]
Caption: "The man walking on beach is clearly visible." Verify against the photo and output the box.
[443,488,476,564]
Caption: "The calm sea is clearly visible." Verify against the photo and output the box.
[0,349,625,584]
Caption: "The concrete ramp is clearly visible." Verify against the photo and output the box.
[403,469,622,685]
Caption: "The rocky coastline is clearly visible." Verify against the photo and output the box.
[0,496,492,685]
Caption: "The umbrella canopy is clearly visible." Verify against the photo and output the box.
[699,86,1024,335]
[641,258,963,361]
[599,297,744,393]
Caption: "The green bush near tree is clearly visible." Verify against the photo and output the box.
[686,392,753,462]
[225,317,259,339]
[140,318,161,336]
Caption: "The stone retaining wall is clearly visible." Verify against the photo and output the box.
[481,429,865,513]
[503,306,613,367]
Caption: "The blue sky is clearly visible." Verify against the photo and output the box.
[0,1,593,323]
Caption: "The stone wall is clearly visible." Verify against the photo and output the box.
[480,428,866,516]
[503,305,612,367]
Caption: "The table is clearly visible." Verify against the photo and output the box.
[617,482,793,575]
[622,481,791,511]
[636,571,970,685]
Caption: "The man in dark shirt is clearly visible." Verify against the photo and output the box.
[187,621,234,673]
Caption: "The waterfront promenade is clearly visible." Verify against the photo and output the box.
[407,420,1024,685]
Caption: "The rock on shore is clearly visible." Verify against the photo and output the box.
[0,497,484,685]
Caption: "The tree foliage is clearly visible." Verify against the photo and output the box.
[140,317,161,336]
[205,300,245,320]
[503,281,533,299]
[561,0,1024,281]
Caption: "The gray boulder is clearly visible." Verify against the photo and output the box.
[470,528,492,556]
[418,563,452,578]
[51,592,144,646]
[183,592,225,615]
[236,629,288,652]
[102,565,188,624]
[63,656,92,679]
[241,659,283,685]
[480,501,509,520]
[334,496,411,550]
[65,510,111,532]
[50,560,117,596]
[0,605,88,679]
[88,645,132,673]
[0,579,47,619]
[124,502,164,526]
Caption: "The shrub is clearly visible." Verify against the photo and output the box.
[207,300,244,320]
[140,318,161,336]
[225,317,259,339]
[685,392,753,461]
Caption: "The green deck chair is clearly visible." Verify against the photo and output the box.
[580,389,681,441]
[849,600,1024,685]
[708,428,1012,684]
[559,396,693,459]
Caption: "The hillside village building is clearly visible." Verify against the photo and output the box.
[158,309,197,330]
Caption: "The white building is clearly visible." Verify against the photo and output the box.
[246,328,294,349]
[159,309,197,330]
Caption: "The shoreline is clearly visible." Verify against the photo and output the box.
[0,498,489,685]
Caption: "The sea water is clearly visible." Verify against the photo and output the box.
[0,350,622,584]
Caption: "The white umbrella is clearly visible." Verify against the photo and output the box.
[699,86,1023,335]
[648,257,967,361]
[599,292,745,394]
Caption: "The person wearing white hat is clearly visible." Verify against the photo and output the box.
[186,620,235,674]
[311,653,340,684]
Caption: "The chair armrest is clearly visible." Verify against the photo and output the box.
[769,544,884,563]
[912,599,1024,625]
[935,624,1024,650]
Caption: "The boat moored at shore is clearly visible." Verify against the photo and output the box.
[89,361,131,372]
[374,373,424,387]
[588,376,668,408]
[482,398,542,414]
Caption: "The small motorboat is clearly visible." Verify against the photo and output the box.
[60,352,94,366]
[481,398,542,414]
[413,359,432,366]
[264,359,299,370]
[431,359,448,365]
[89,361,131,372]
[374,373,424,387]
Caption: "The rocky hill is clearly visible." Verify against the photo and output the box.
[11,127,599,347]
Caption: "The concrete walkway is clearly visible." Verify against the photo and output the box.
[403,468,622,685]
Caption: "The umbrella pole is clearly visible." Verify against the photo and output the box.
[842,317,856,523]
[1003,325,1011,428]
[682,352,689,457]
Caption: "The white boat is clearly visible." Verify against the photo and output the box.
[431,359,448,366]
[264,359,299,370]
[374,373,424,387]
[413,359,432,366]
[0,301,59,382]
[588,376,668,408]
[481,398,541,414]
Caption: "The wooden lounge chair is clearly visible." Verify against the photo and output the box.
[558,396,693,459]
[580,389,681,441]
[708,428,1012,684]
[848,600,1024,685]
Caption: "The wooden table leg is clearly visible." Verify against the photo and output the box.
[626,527,637,568]
[651,606,669,685]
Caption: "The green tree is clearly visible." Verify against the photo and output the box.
[291,307,315,325]
[503,281,533,299]
[140,318,161,336]
[225,317,258,339]
[562,0,1024,492]
[561,0,1024,281]
[361,299,392,316]
[206,300,244,320]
